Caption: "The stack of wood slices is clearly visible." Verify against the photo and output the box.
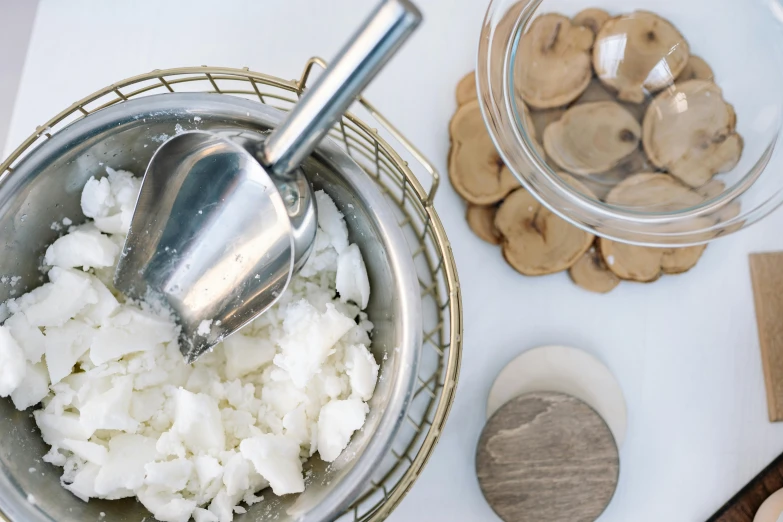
[449,9,743,294]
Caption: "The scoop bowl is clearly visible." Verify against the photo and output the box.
[114,131,316,362]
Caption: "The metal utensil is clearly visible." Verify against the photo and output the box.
[114,0,422,362]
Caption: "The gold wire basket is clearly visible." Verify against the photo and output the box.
[0,60,462,521]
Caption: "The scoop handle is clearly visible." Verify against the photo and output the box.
[260,0,421,177]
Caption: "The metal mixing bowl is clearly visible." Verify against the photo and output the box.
[0,93,422,522]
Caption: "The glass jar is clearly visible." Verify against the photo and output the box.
[478,0,783,245]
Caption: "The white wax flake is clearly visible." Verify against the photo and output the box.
[607,255,615,265]
[193,116,202,122]
[317,398,368,462]
[27,494,36,505]
[273,301,355,388]
[345,344,379,401]
[336,244,370,309]
[11,362,48,410]
[0,170,379,521]
[224,335,274,380]
[197,319,212,336]
[0,326,26,397]
[45,228,119,270]
[240,434,304,495]
[314,190,349,253]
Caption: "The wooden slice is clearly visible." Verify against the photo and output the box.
[476,392,619,522]
[750,252,783,422]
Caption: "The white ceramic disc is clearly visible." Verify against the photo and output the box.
[754,489,783,522]
[486,345,628,447]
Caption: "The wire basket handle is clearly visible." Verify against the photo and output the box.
[297,58,441,206]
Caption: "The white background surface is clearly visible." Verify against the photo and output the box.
[5,1,783,521]
[0,0,37,150]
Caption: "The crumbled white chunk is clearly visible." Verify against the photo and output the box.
[281,405,309,445]
[79,375,138,433]
[315,190,349,253]
[137,488,196,522]
[145,458,193,492]
[81,177,114,219]
[273,301,355,388]
[44,319,95,384]
[208,488,242,522]
[11,362,49,409]
[79,275,119,326]
[170,388,225,454]
[94,434,159,495]
[197,320,212,336]
[194,455,223,489]
[4,312,46,362]
[222,335,274,380]
[130,387,165,423]
[34,411,92,446]
[44,228,119,270]
[93,213,128,235]
[240,434,304,495]
[193,507,219,522]
[222,452,251,496]
[81,168,140,235]
[23,268,98,327]
[156,430,186,458]
[60,439,108,465]
[63,462,100,501]
[1,173,379,521]
[0,325,27,396]
[242,490,263,506]
[90,306,177,365]
[336,244,370,309]
[345,344,379,401]
[317,398,369,462]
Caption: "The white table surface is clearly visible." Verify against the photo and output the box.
[0,0,37,152]
[6,1,783,521]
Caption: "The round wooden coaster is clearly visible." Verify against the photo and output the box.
[476,392,619,522]
[486,345,628,447]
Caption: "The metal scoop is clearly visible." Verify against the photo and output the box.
[114,0,422,363]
